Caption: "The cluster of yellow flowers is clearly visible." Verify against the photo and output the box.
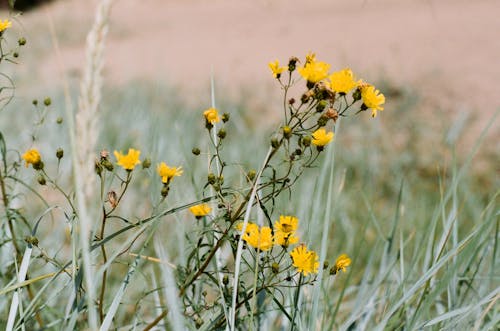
[237,216,350,277]
[269,52,385,117]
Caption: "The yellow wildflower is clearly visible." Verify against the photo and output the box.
[268,60,286,79]
[290,244,319,276]
[274,215,299,246]
[305,52,316,64]
[331,254,351,274]
[237,222,273,251]
[203,107,221,124]
[22,149,42,168]
[311,128,334,147]
[0,19,12,33]
[157,162,183,183]
[361,85,385,117]
[189,203,212,218]
[114,149,141,171]
[329,68,357,94]
[298,60,330,83]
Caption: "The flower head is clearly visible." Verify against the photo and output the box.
[298,60,330,84]
[22,149,42,168]
[311,128,334,147]
[331,254,351,275]
[237,222,273,251]
[203,107,220,124]
[305,52,316,64]
[329,68,356,94]
[360,85,385,117]
[189,203,212,218]
[157,162,183,183]
[268,60,286,79]
[290,244,319,276]
[0,19,12,33]
[274,215,299,246]
[114,149,141,171]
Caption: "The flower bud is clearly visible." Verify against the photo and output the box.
[161,185,169,197]
[33,161,44,171]
[218,175,224,185]
[56,148,64,159]
[142,157,151,169]
[101,159,114,171]
[43,97,51,106]
[247,169,256,181]
[18,37,26,46]
[100,149,110,160]
[217,128,226,139]
[317,115,328,127]
[271,138,280,149]
[352,89,361,101]
[95,159,103,176]
[56,117,63,124]
[223,275,229,285]
[288,98,296,105]
[288,56,299,72]
[207,173,216,185]
[295,148,302,156]
[212,182,221,191]
[192,147,200,155]
[222,113,230,123]
[271,262,280,274]
[302,136,311,147]
[195,317,204,329]
[37,174,46,185]
[316,100,327,112]
[283,126,292,139]
[32,99,38,106]
[323,261,329,270]
[25,236,39,246]
[13,52,18,58]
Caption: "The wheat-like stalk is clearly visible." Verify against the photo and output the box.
[73,0,114,328]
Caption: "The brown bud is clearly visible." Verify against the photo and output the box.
[326,108,339,122]
[107,191,118,208]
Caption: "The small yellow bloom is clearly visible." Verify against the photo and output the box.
[22,149,41,168]
[0,19,12,32]
[274,215,299,246]
[290,244,319,276]
[311,128,334,147]
[332,254,351,274]
[305,52,316,64]
[361,85,385,117]
[298,60,330,83]
[203,107,221,124]
[237,222,273,251]
[189,203,212,217]
[114,149,141,171]
[268,60,286,79]
[157,162,183,183]
[329,68,357,94]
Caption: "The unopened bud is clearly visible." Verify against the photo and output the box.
[56,148,64,159]
[13,52,18,58]
[317,115,328,127]
[33,161,44,171]
[223,275,229,285]
[222,113,230,123]
[192,147,200,155]
[217,128,226,139]
[352,89,361,101]
[316,100,328,112]
[247,169,256,181]
[207,173,216,184]
[142,158,151,169]
[326,108,339,122]
[161,185,169,197]
[283,126,292,139]
[37,174,46,185]
[43,97,51,106]
[56,117,63,124]
[302,136,311,147]
[101,159,114,171]
[18,37,26,46]
[271,138,280,149]
[271,262,280,274]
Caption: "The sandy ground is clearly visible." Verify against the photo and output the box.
[6,0,500,139]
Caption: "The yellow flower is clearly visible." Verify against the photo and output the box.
[237,222,273,251]
[0,19,12,33]
[298,61,330,83]
[22,149,41,168]
[157,162,183,183]
[361,85,385,117]
[329,68,357,94]
[268,60,286,79]
[305,52,316,64]
[274,215,299,246]
[290,244,319,276]
[311,128,334,147]
[203,107,220,124]
[331,254,351,274]
[114,149,141,171]
[189,203,212,217]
